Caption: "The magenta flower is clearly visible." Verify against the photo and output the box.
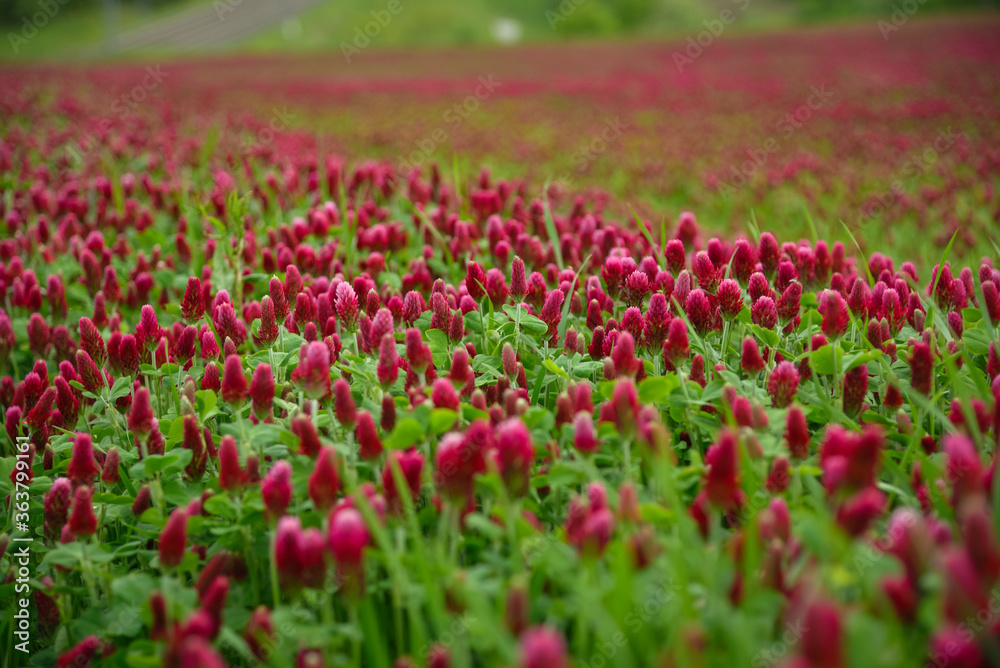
[220,354,248,405]
[751,296,777,330]
[135,304,160,351]
[249,364,275,420]
[717,279,743,319]
[291,341,331,400]
[261,461,293,519]
[519,626,568,668]
[767,362,800,408]
[684,289,713,335]
[159,507,188,567]
[494,418,534,498]
[819,290,849,339]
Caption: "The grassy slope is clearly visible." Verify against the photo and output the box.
[8,0,979,61]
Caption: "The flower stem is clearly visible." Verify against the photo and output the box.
[268,527,280,608]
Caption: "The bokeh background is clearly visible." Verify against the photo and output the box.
[3,0,999,265]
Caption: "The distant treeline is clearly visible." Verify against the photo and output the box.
[0,0,994,33]
[0,0,176,26]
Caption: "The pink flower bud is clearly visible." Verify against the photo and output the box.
[431,377,460,411]
[181,277,204,322]
[334,379,357,428]
[751,295,777,330]
[574,412,599,454]
[328,507,369,591]
[494,418,534,498]
[44,477,72,538]
[758,232,779,276]
[377,334,399,389]
[382,447,424,513]
[693,251,719,292]
[218,436,243,491]
[136,304,160,351]
[56,636,102,668]
[67,432,99,487]
[261,461,293,519]
[244,606,275,660]
[335,282,359,333]
[435,428,487,503]
[685,289,713,335]
[704,430,742,508]
[665,240,685,275]
[101,447,120,485]
[355,410,384,461]
[785,405,810,459]
[68,486,98,538]
[309,447,341,511]
[662,318,690,368]
[466,261,487,301]
[519,626,567,668]
[908,341,933,396]
[78,317,106,367]
[127,387,156,437]
[819,290,849,339]
[717,279,743,319]
[767,362,800,408]
[843,365,869,417]
[740,337,765,375]
[249,364,275,420]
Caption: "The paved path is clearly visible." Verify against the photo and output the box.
[87,0,324,56]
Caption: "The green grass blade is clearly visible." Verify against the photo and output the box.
[839,219,873,286]
[628,203,663,267]
[542,180,564,271]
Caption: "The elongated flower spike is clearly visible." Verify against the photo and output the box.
[717,279,743,319]
[67,432,99,487]
[768,362,801,408]
[291,341,331,400]
[220,354,249,405]
[261,461,293,520]
[785,405,810,459]
[819,290,849,339]
[741,337,766,375]
[662,318,690,369]
[181,277,204,322]
[127,387,156,437]
[158,507,188,567]
[136,304,160,351]
[333,379,357,428]
[356,410,384,461]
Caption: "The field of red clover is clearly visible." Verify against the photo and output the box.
[1,14,1000,668]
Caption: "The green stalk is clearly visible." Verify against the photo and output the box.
[349,603,362,667]
[720,319,734,369]
[269,525,281,607]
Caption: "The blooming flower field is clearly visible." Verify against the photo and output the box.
[2,14,1000,668]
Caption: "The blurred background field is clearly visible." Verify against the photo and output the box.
[2,0,999,268]
[1,0,994,59]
